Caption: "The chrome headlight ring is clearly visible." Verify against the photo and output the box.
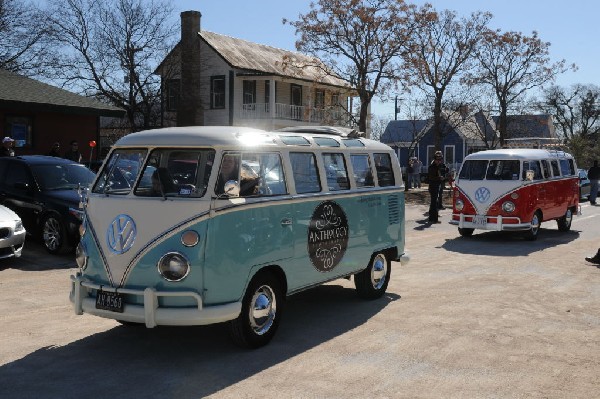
[157,252,191,282]
[502,201,516,213]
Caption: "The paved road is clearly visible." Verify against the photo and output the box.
[0,201,599,399]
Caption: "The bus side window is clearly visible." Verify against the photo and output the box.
[350,154,374,188]
[374,153,395,187]
[523,160,543,180]
[322,153,350,191]
[550,160,560,177]
[241,152,287,197]
[290,152,321,194]
[540,160,551,179]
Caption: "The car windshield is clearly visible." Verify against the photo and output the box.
[93,150,147,194]
[32,164,96,190]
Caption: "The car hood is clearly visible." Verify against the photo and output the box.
[43,189,81,207]
[0,205,20,221]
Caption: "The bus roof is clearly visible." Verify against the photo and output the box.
[115,126,392,151]
[464,148,573,161]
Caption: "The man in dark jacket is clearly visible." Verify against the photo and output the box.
[63,140,82,163]
[588,160,600,205]
[428,151,443,223]
[0,137,15,157]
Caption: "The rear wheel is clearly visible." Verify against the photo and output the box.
[354,252,391,299]
[557,208,573,231]
[458,227,474,237]
[229,271,284,349]
[524,211,542,241]
[41,214,70,254]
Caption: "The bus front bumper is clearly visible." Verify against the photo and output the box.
[70,274,241,328]
[450,213,531,231]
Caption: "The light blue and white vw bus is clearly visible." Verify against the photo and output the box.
[70,126,409,347]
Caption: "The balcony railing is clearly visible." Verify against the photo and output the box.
[238,103,351,126]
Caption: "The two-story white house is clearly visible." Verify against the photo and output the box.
[155,11,359,131]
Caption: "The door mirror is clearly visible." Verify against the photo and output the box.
[222,180,240,198]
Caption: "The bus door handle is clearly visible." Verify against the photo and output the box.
[280,218,293,227]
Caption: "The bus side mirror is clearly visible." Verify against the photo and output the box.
[525,170,534,181]
[223,180,240,197]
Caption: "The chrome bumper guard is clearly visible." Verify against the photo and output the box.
[450,213,531,231]
[70,274,241,328]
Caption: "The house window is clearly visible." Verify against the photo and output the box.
[291,84,302,106]
[165,79,179,111]
[315,90,325,108]
[243,80,256,106]
[210,75,226,109]
[331,93,340,106]
[4,116,32,148]
[444,146,455,165]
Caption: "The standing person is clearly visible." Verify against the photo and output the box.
[0,137,15,157]
[588,160,600,205]
[406,158,414,190]
[412,157,422,189]
[47,142,61,157]
[64,140,82,163]
[585,248,600,264]
[437,158,449,209]
[427,152,443,223]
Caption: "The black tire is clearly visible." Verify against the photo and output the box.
[354,252,391,299]
[523,211,542,241]
[41,214,70,254]
[229,271,284,349]
[458,227,474,237]
[557,208,573,232]
[117,320,143,327]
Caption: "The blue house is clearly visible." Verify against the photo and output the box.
[381,111,557,174]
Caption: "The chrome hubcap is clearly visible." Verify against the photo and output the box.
[531,214,540,235]
[43,218,61,251]
[565,209,573,225]
[249,285,276,335]
[371,254,388,290]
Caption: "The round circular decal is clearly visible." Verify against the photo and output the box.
[475,187,491,203]
[308,201,349,272]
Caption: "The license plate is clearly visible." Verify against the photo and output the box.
[95,290,124,313]
[473,215,487,227]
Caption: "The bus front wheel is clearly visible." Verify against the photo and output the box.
[229,271,284,349]
[354,252,391,299]
[524,211,542,241]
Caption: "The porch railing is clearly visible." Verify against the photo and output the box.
[239,103,351,125]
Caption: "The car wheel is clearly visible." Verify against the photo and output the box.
[458,227,474,237]
[557,208,573,232]
[229,271,284,349]
[42,214,70,254]
[524,211,542,241]
[354,252,391,299]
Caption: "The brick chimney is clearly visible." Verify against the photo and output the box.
[177,11,203,126]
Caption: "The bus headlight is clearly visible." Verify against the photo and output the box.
[455,199,464,211]
[75,242,88,270]
[157,252,190,282]
[502,201,516,213]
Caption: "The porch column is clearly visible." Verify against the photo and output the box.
[269,78,276,127]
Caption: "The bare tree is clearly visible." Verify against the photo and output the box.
[468,30,575,146]
[0,0,55,75]
[403,7,491,151]
[538,84,600,141]
[284,0,418,135]
[45,0,177,131]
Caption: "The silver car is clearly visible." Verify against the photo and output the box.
[0,204,26,259]
[578,169,591,201]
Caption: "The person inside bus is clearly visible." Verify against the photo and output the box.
[215,154,258,196]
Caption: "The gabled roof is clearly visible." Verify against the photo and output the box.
[492,114,557,139]
[200,31,348,88]
[0,69,125,117]
[381,120,429,144]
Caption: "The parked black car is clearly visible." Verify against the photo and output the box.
[0,156,95,254]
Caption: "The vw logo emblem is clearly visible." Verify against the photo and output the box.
[106,214,136,254]
[475,187,491,203]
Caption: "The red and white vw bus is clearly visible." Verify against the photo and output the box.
[451,149,580,240]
